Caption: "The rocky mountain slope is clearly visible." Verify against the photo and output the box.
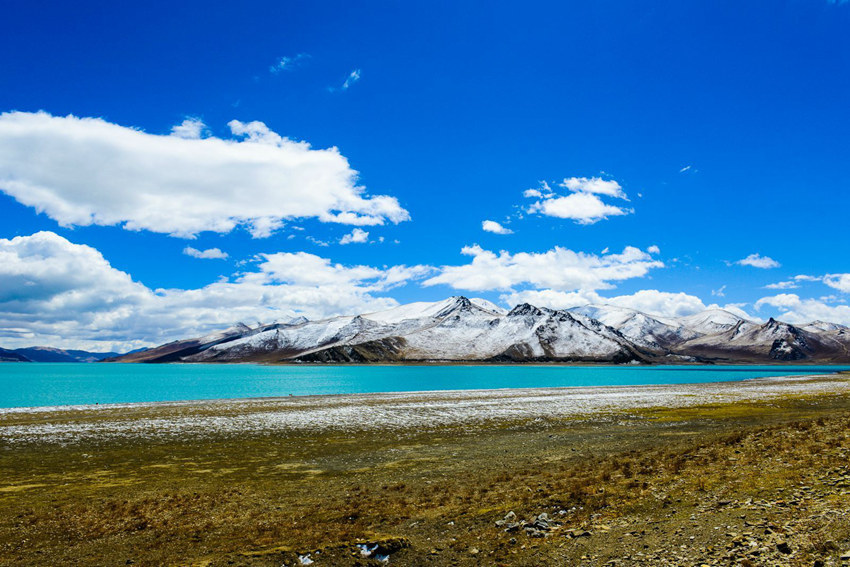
[109,296,850,364]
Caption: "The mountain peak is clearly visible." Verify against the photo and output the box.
[507,303,545,318]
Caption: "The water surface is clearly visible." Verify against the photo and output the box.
[1,363,848,409]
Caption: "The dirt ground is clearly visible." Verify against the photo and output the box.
[2,376,850,566]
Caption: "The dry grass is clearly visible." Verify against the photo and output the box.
[1,393,850,565]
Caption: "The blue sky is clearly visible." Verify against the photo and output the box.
[1,0,849,350]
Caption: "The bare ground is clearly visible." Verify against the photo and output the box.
[2,374,850,566]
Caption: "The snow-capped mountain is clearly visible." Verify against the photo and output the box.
[801,320,849,334]
[180,297,646,363]
[569,305,701,350]
[677,309,753,335]
[673,318,850,362]
[108,297,850,364]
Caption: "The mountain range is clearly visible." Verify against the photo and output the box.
[107,296,850,365]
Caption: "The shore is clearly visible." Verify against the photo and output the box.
[2,373,850,565]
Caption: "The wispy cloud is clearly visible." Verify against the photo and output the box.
[269,53,310,73]
[342,69,361,89]
[764,280,798,290]
[679,165,691,173]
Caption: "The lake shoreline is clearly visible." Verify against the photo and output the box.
[2,372,849,443]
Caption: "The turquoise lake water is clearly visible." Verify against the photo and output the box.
[1,363,849,409]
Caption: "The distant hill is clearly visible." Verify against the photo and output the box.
[3,347,120,363]
[0,348,30,362]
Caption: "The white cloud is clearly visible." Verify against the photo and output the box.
[528,192,631,224]
[342,69,361,89]
[500,288,744,319]
[0,232,432,351]
[424,245,663,292]
[679,165,691,173]
[606,290,714,318]
[525,177,633,224]
[0,111,409,238]
[482,220,513,234]
[340,228,369,244]
[183,246,229,259]
[764,280,798,290]
[647,245,660,255]
[559,176,627,199]
[711,285,726,297]
[755,293,850,325]
[170,118,207,139]
[269,53,309,73]
[823,273,850,293]
[735,253,780,269]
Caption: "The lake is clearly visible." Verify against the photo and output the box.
[1,363,849,409]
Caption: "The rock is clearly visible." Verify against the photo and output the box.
[503,522,521,532]
[532,513,551,531]
[496,511,517,527]
[525,526,546,538]
[776,541,792,554]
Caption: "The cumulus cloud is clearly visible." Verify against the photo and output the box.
[755,293,850,325]
[525,177,633,224]
[339,228,369,244]
[481,220,513,234]
[183,246,229,259]
[424,245,663,292]
[0,112,409,238]
[170,118,207,139]
[502,289,711,318]
[735,253,780,269]
[559,176,627,198]
[0,232,431,351]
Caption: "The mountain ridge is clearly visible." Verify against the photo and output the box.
[104,297,850,365]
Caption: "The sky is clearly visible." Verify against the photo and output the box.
[1,0,849,351]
